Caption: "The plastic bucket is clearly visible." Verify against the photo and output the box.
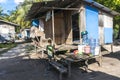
[84,45,90,54]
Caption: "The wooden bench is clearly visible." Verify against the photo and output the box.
[49,60,67,80]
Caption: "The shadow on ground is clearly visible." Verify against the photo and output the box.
[101,44,120,60]
[0,54,120,80]
[103,51,120,60]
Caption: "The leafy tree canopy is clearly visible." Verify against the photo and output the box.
[1,0,120,39]
[95,0,120,39]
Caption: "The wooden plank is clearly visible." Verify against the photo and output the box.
[49,60,67,73]
[49,60,67,80]
[54,13,65,44]
[43,7,80,10]
[99,27,104,45]
[79,3,86,44]
[111,43,113,53]
[52,10,55,44]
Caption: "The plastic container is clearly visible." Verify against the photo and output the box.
[89,39,96,47]
[82,34,89,45]
[90,39,96,54]
[78,45,85,54]
[90,47,95,55]
[95,46,100,55]
[84,45,90,54]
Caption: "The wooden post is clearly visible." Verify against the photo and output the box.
[41,49,44,58]
[35,44,37,53]
[68,61,71,77]
[79,3,86,44]
[99,45,102,67]
[111,43,113,53]
[59,72,62,80]
[52,9,55,45]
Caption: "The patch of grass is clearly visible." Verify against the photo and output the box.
[0,43,17,48]
[0,43,17,55]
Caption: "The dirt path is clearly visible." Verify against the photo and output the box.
[0,43,28,60]
[0,44,120,80]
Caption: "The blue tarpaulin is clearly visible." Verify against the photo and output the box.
[32,19,39,27]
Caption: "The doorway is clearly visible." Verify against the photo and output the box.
[72,13,80,41]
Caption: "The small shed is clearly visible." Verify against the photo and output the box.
[26,0,119,46]
[0,20,19,43]
[20,28,30,40]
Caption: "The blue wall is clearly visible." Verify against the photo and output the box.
[104,28,113,43]
[85,5,99,40]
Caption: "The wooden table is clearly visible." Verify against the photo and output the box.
[55,53,102,77]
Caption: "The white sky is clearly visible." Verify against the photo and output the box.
[0,0,7,3]
[0,0,25,13]
[14,0,24,4]
[0,0,24,4]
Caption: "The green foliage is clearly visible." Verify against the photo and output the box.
[0,43,17,55]
[0,6,3,16]
[0,6,7,19]
[1,0,32,33]
[113,24,119,38]
[0,43,17,48]
[95,0,120,39]
[5,0,54,33]
[0,0,54,33]
[1,0,120,38]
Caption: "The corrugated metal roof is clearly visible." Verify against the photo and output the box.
[26,0,76,20]
[26,0,120,20]
[83,0,120,16]
[0,20,19,27]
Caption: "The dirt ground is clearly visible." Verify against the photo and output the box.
[0,43,120,80]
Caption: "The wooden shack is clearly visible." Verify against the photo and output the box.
[26,0,119,46]
[0,20,19,43]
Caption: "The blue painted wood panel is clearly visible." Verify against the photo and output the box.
[104,28,113,43]
[85,5,99,41]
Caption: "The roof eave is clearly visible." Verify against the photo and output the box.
[83,0,120,16]
[26,0,120,20]
[0,20,20,27]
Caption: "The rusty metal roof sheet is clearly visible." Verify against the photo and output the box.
[0,20,19,27]
[26,0,120,20]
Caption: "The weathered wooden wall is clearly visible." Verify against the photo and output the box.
[44,11,73,45]
[98,12,113,45]
[98,12,104,45]
[41,3,88,45]
[63,11,73,44]
[44,12,65,45]
[44,18,52,39]
[79,3,86,44]
[54,12,65,44]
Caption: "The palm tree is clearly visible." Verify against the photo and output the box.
[1,0,53,33]
[0,6,7,20]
